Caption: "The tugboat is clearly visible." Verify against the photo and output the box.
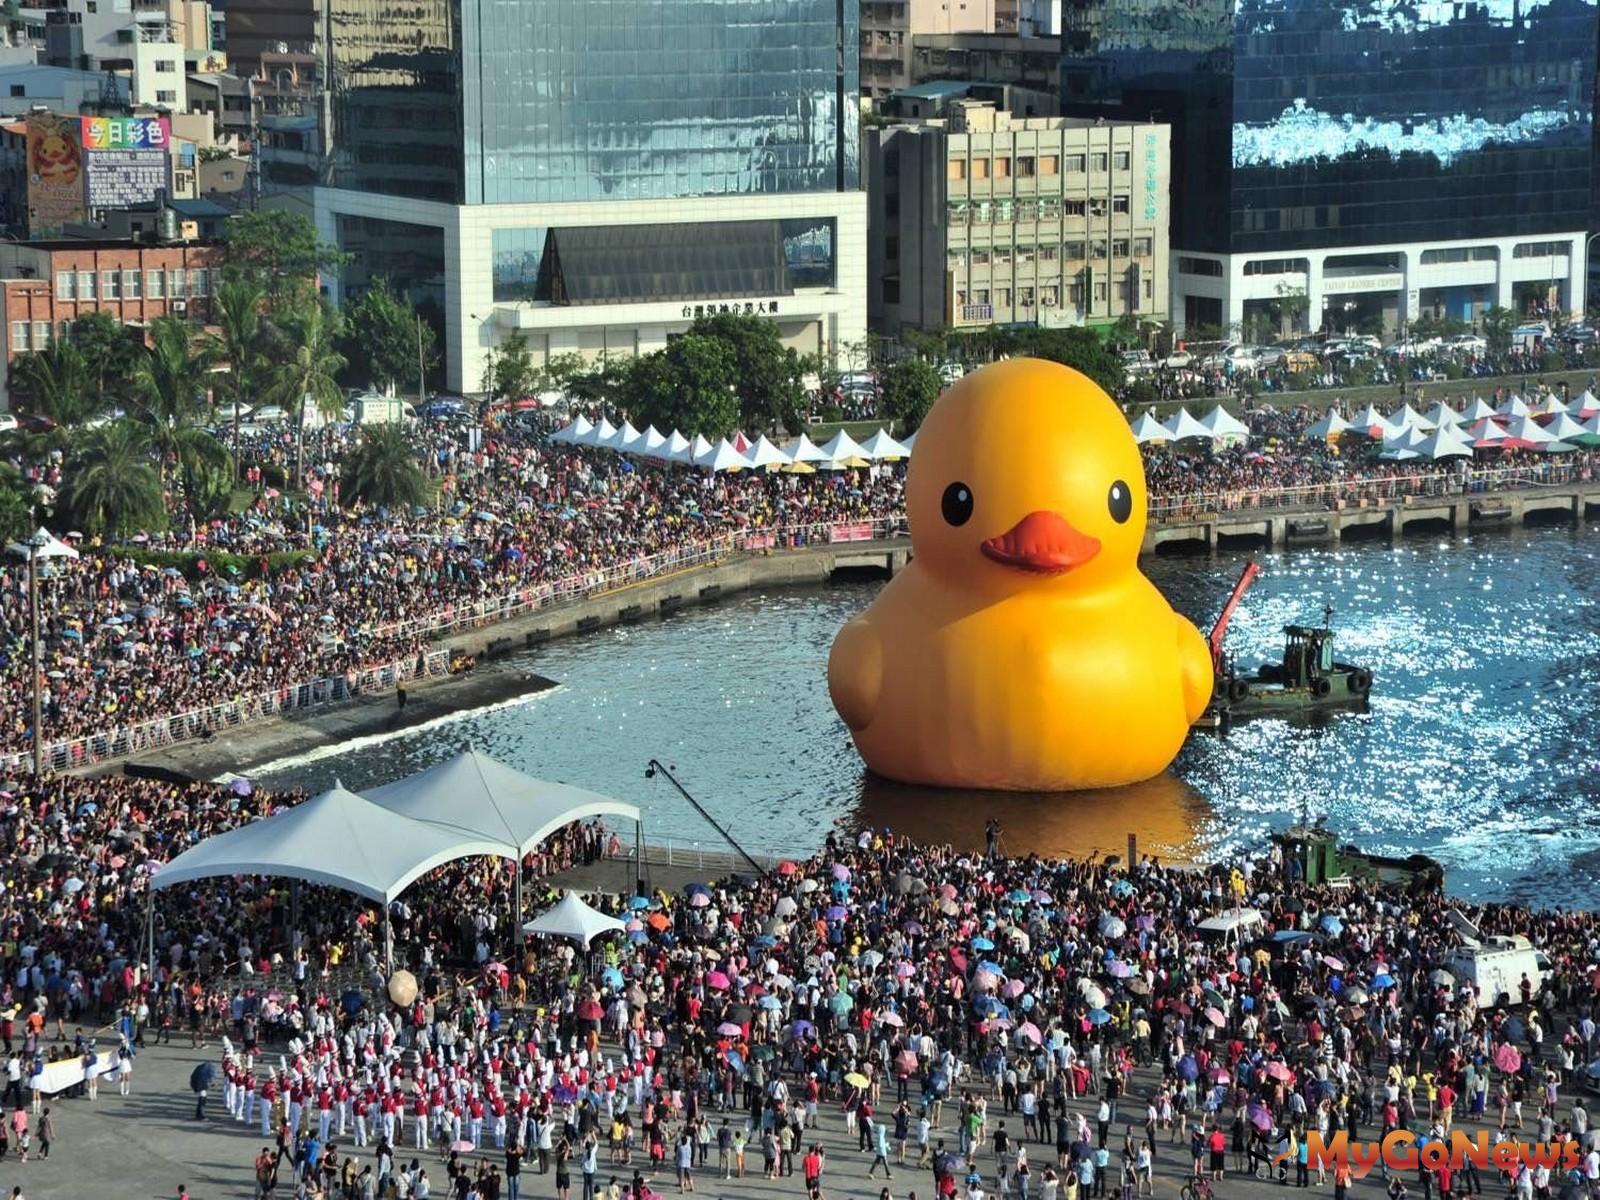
[1196,561,1374,730]
[1271,821,1443,893]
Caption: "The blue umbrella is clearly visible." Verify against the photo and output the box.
[139,605,160,618]
[1177,1054,1199,1081]
[724,1050,746,1073]
[1320,915,1343,936]
[971,936,995,951]
[973,996,1008,1017]
[60,629,81,641]
[189,1062,214,1092]
[752,935,776,949]
[1088,1008,1112,1026]
[601,966,624,989]
[1110,880,1135,898]
[628,896,652,910]
[758,995,782,1010]
[341,989,366,1016]
[825,905,848,921]
[684,882,711,896]
[175,595,194,608]
[977,960,1004,976]
[1372,972,1395,989]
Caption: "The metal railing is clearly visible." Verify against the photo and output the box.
[1147,463,1598,521]
[1,648,448,777]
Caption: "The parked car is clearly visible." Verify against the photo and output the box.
[1121,349,1156,375]
[1445,333,1487,354]
[1163,349,1193,369]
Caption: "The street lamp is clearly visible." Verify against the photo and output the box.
[5,527,79,775]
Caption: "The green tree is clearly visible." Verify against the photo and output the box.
[7,340,100,429]
[210,278,267,480]
[129,315,228,500]
[687,313,808,434]
[70,310,144,407]
[341,422,430,510]
[266,300,348,484]
[0,474,29,544]
[484,330,539,403]
[1014,326,1127,397]
[59,420,165,536]
[620,335,739,438]
[879,357,943,434]
[1483,306,1516,358]
[222,209,347,310]
[340,276,437,397]
[538,352,588,395]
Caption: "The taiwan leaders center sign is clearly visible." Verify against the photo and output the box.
[81,116,171,212]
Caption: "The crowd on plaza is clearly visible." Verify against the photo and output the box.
[155,823,1600,1200]
[3,383,1598,762]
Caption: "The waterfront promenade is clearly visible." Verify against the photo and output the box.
[29,461,1600,781]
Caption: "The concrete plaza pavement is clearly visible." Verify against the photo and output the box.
[0,1034,1543,1200]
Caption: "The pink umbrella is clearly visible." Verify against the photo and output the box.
[990,1017,1013,1029]
[832,863,851,881]
[895,962,915,979]
[1266,1061,1292,1082]
[1494,1044,1522,1072]
[707,970,731,990]
[1209,1068,1231,1083]
[971,971,999,993]
[1002,979,1026,998]
[879,1011,904,1027]
[1016,1021,1043,1044]
[717,1021,743,1036]
[1322,955,1345,971]
[939,883,958,899]
[1204,1006,1225,1027]
[1108,961,1133,979]
[690,893,710,908]
[451,1140,475,1153]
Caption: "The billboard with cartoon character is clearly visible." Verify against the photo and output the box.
[26,114,84,237]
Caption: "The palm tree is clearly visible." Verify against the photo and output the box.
[9,339,99,425]
[129,315,229,502]
[210,278,267,482]
[341,422,430,510]
[266,300,347,487]
[60,420,164,537]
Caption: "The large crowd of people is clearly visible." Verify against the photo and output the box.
[2,385,1598,762]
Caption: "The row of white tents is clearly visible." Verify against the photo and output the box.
[549,415,913,472]
[1303,393,1600,460]
[1131,405,1252,445]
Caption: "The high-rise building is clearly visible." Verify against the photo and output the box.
[1061,0,1599,338]
[860,0,998,103]
[313,0,865,392]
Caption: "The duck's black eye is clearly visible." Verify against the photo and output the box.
[1107,480,1132,524]
[941,482,974,526]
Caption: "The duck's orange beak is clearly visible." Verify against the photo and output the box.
[980,510,1101,574]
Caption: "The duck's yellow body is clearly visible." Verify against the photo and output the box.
[828,358,1211,791]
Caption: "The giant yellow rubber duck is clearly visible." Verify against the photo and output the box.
[828,357,1212,791]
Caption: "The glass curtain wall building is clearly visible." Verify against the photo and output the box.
[316,0,865,391]
[1062,0,1600,337]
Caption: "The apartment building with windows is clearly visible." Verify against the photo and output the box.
[866,97,1169,336]
[861,0,997,103]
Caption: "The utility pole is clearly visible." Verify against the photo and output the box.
[416,311,426,408]
[29,545,40,776]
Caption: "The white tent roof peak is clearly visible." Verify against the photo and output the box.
[7,527,80,561]
[699,438,753,472]
[661,431,693,462]
[1161,408,1211,440]
[1129,412,1172,444]
[687,433,716,465]
[1387,403,1435,431]
[550,415,593,445]
[366,748,640,857]
[744,434,791,468]
[523,891,628,947]
[1197,406,1250,438]
[817,430,869,461]
[1461,396,1497,421]
[1304,407,1350,439]
[780,433,828,463]
[641,426,669,454]
[857,428,911,460]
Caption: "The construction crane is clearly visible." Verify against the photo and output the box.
[1208,559,1261,673]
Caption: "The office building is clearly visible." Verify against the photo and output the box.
[312,0,865,393]
[861,0,997,103]
[1061,0,1599,337]
[910,32,1062,109]
[223,0,318,78]
[866,94,1169,336]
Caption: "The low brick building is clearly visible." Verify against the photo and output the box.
[0,237,222,410]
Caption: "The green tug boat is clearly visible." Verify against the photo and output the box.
[1196,560,1375,731]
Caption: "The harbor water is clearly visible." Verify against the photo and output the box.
[255,526,1600,908]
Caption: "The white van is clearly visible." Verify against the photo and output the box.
[1196,908,1266,950]
[1445,934,1549,1008]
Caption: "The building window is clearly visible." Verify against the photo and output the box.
[1512,241,1568,258]
[77,271,96,301]
[156,91,176,104]
[993,157,1010,178]
[995,200,1013,223]
[971,158,989,180]
[1095,282,1108,302]
[973,201,992,223]
[1091,153,1108,172]
[1065,154,1085,173]
[1112,195,1130,214]
[1016,156,1035,177]
[190,268,210,297]
[31,321,49,348]
[1112,239,1130,258]
[168,270,186,299]
[948,160,966,181]
[1065,240,1086,260]
[211,269,223,294]
[55,272,74,301]
[1038,198,1061,219]
[102,270,120,300]
[881,278,899,304]
[147,269,165,298]
[971,248,990,266]
[994,248,1012,266]
[1091,239,1107,259]
[1133,237,1153,257]
[1113,151,1130,170]
[1040,244,1058,262]
[885,235,898,261]
[1040,155,1058,175]
[973,289,989,305]
[1041,285,1059,307]
[1015,201,1037,222]
[996,288,1011,307]
[1065,199,1085,217]
[1016,245,1033,265]
[123,269,141,298]
[10,322,27,352]
[1178,256,1223,277]
[155,59,176,72]
[1089,197,1107,218]
[1018,287,1034,308]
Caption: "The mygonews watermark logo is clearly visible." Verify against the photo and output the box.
[1274,1131,1582,1180]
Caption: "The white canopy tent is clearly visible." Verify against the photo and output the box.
[1464,417,1511,447]
[1542,411,1590,443]
[1534,394,1569,417]
[781,433,829,464]
[1409,426,1474,460]
[1570,390,1599,418]
[686,434,716,466]
[698,438,754,472]
[743,435,792,469]
[1161,408,1211,440]
[659,431,693,463]
[523,891,628,948]
[1496,394,1530,420]
[1461,397,1498,421]
[816,430,869,461]
[1129,412,1172,444]
[640,426,670,456]
[857,428,911,460]
[549,415,593,445]
[1349,404,1393,437]
[1423,401,1463,428]
[578,417,618,448]
[151,783,511,968]
[1378,426,1426,461]
[1503,414,1557,447]
[1197,405,1250,441]
[1387,403,1435,432]
[611,421,646,453]
[901,430,917,454]
[1304,408,1351,439]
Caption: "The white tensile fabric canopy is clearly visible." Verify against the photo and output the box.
[641,426,670,456]
[1129,412,1172,444]
[523,891,628,947]
[612,421,646,453]
[743,435,792,468]
[151,783,511,904]
[365,748,641,857]
[1543,411,1590,442]
[6,527,80,562]
[1504,414,1556,446]
[1496,393,1529,419]
[1534,394,1568,416]
[698,438,753,472]
[781,433,829,463]
[550,415,593,445]
[857,428,911,460]
[660,431,693,463]
[1410,426,1474,460]
[1161,408,1211,440]
[1571,390,1599,418]
[1197,406,1250,440]
[1423,401,1463,428]
[686,434,716,465]
[1387,403,1435,432]
[1349,404,1393,437]
[1304,408,1350,439]
[1379,426,1426,460]
[1461,397,1497,421]
[817,430,869,461]
[901,430,917,453]
[1465,417,1511,446]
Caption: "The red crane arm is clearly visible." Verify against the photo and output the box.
[1209,559,1262,669]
